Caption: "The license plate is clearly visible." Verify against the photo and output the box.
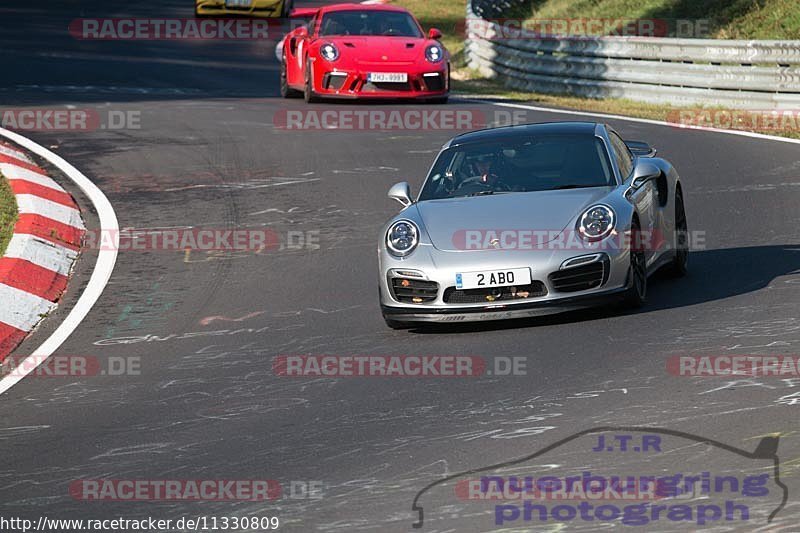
[455,268,531,290]
[368,72,408,83]
[226,0,251,7]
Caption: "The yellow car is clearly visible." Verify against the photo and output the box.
[195,0,293,18]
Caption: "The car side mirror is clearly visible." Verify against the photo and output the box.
[625,140,656,158]
[630,162,661,190]
[295,26,308,38]
[428,28,442,40]
[388,182,413,208]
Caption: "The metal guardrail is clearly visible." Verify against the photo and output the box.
[465,1,800,109]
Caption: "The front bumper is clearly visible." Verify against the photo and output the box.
[312,65,449,99]
[379,246,632,323]
[381,285,630,323]
[195,0,284,17]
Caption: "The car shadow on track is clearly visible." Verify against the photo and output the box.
[409,244,800,333]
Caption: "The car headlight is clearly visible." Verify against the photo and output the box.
[577,205,616,241]
[320,43,339,61]
[425,44,443,63]
[386,220,419,257]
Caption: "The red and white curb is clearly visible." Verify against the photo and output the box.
[0,142,86,358]
[0,127,118,395]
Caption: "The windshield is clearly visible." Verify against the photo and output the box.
[418,134,615,201]
[319,10,423,37]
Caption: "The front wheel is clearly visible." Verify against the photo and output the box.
[304,60,320,103]
[663,190,689,277]
[623,221,647,308]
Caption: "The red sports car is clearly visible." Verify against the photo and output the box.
[280,3,449,103]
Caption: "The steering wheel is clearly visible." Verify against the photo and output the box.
[454,175,511,195]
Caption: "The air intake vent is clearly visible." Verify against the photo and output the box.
[390,277,438,304]
[549,258,609,292]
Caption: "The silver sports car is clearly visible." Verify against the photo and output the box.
[378,122,688,328]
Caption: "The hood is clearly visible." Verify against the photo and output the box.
[322,36,429,64]
[414,188,615,252]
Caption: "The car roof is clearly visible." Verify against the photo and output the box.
[448,121,600,148]
[317,3,412,14]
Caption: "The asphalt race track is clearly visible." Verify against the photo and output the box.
[2,1,800,531]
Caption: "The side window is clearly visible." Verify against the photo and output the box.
[609,131,634,179]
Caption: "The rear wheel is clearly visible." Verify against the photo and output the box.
[304,59,320,103]
[664,190,689,277]
[623,220,647,308]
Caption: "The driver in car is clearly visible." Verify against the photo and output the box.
[474,154,499,185]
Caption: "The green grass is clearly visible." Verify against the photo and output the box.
[523,0,800,39]
[0,173,18,257]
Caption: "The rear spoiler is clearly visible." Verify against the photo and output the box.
[289,7,319,18]
[625,140,656,158]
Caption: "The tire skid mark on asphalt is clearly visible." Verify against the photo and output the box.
[162,176,320,192]
[92,305,363,345]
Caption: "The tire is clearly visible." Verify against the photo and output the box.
[623,220,647,308]
[663,190,689,277]
[384,317,412,330]
[304,59,320,103]
[280,59,301,98]
[280,0,293,18]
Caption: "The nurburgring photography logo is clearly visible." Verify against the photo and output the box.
[411,427,787,529]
